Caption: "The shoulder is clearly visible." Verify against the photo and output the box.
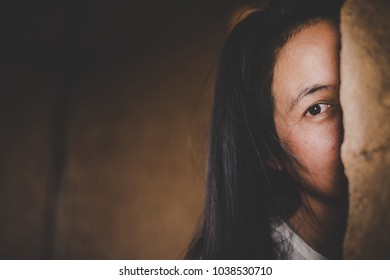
[272,221,327,260]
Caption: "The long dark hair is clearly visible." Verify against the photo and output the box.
[186,0,344,259]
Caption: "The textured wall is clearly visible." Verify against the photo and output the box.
[341,0,390,259]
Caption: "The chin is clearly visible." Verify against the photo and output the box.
[299,171,348,204]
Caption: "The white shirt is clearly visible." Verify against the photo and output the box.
[272,222,327,260]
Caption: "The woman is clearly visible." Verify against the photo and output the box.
[186,0,348,259]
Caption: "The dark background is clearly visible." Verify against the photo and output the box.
[0,0,260,259]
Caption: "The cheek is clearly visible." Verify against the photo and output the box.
[295,124,341,170]
[279,117,344,189]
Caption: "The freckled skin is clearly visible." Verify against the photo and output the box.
[272,20,346,201]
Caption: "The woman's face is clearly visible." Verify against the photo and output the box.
[272,20,346,200]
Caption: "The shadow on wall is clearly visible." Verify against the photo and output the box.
[0,0,252,259]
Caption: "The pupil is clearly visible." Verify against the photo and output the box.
[309,105,321,115]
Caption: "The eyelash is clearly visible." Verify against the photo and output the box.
[305,103,331,117]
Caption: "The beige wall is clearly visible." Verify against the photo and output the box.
[53,29,220,259]
[0,1,234,259]
[341,0,390,259]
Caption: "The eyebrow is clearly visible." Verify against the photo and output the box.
[289,84,334,112]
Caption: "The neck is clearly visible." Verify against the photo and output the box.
[288,191,348,259]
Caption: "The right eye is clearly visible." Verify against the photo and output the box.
[306,103,330,116]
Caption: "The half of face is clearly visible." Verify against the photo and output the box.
[271,20,347,201]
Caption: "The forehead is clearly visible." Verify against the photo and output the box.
[272,20,340,110]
